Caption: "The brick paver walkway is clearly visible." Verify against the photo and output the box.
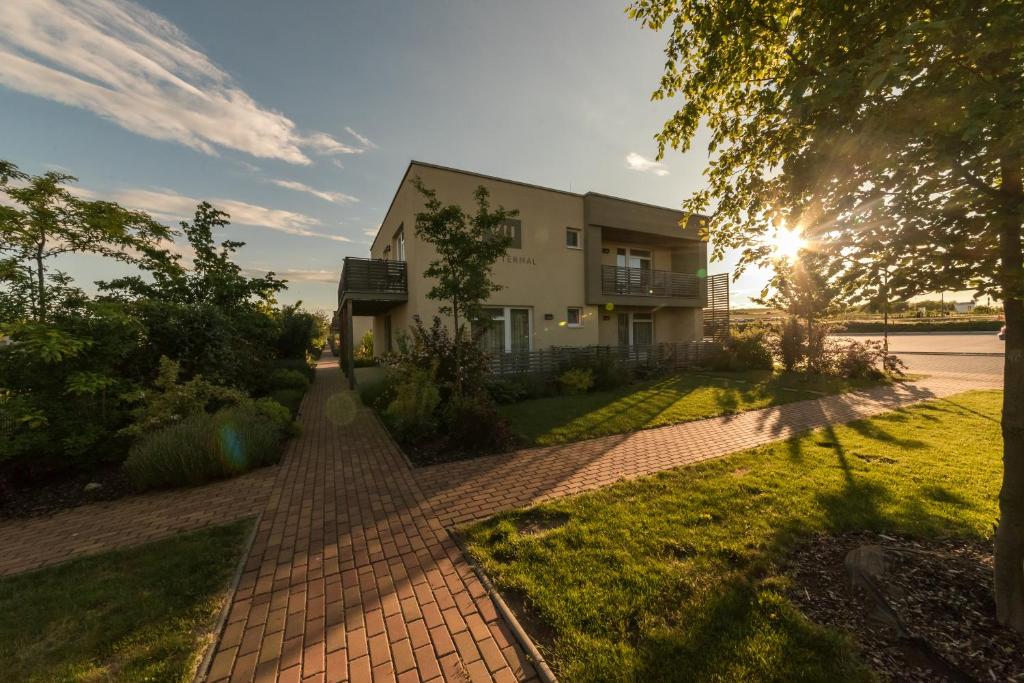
[413,369,1002,528]
[207,357,537,683]
[0,465,276,577]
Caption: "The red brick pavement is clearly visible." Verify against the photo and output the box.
[413,370,1002,528]
[0,465,276,577]
[206,356,537,683]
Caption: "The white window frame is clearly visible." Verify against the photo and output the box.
[393,224,405,262]
[566,307,583,328]
[565,227,582,249]
[481,306,533,352]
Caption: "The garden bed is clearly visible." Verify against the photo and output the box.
[0,464,134,519]
[786,531,1022,682]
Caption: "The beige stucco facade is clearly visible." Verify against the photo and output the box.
[346,161,708,358]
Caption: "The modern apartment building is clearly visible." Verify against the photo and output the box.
[337,161,727,385]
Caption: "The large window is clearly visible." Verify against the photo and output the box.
[474,307,532,354]
[617,311,654,346]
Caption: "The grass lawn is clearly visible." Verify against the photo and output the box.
[464,390,1003,682]
[499,370,889,447]
[0,520,252,682]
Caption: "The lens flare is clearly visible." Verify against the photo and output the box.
[770,226,806,261]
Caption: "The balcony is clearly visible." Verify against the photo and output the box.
[600,265,699,299]
[337,257,407,315]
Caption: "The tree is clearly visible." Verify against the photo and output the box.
[410,177,516,392]
[630,0,1024,629]
[0,161,173,322]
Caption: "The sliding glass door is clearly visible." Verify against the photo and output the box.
[474,307,532,354]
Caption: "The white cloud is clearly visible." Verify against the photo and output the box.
[0,0,363,164]
[111,188,351,242]
[345,126,377,150]
[243,267,338,284]
[270,179,358,204]
[331,159,345,170]
[625,152,670,176]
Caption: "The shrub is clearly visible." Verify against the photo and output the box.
[121,357,246,438]
[384,368,441,442]
[485,375,556,404]
[830,339,906,379]
[269,389,305,417]
[267,368,310,393]
[358,375,397,410]
[124,414,219,489]
[252,397,292,431]
[558,367,595,395]
[715,327,774,371]
[124,405,284,490]
[210,404,284,472]
[590,355,631,391]
[273,357,315,381]
[442,392,515,453]
[773,316,806,371]
[384,316,490,399]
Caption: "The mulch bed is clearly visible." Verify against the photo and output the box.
[785,531,1023,682]
[0,465,135,519]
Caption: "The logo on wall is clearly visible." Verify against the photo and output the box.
[492,218,522,249]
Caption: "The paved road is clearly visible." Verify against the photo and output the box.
[841,331,1004,355]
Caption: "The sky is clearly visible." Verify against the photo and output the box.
[0,0,804,312]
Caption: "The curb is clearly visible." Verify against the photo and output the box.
[449,531,558,683]
[192,513,263,683]
[891,351,1004,358]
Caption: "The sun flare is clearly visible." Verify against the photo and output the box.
[770,226,807,261]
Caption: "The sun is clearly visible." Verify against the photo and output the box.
[770,226,807,261]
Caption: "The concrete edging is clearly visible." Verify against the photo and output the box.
[449,531,558,683]
[192,513,263,683]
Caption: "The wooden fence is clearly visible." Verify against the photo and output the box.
[487,341,722,376]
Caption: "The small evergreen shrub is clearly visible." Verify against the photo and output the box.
[358,376,397,410]
[558,367,595,395]
[384,369,440,442]
[211,404,284,473]
[442,392,515,452]
[273,357,315,381]
[267,369,310,392]
[252,397,292,431]
[269,389,305,417]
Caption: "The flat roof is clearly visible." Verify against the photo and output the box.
[370,159,697,252]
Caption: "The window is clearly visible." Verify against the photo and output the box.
[617,311,654,346]
[472,307,532,354]
[566,307,583,327]
[565,227,581,249]
[394,225,405,261]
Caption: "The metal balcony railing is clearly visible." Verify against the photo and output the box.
[339,257,407,296]
[600,264,699,299]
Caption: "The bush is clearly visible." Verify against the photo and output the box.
[774,316,806,371]
[485,375,556,404]
[442,392,515,453]
[269,389,305,417]
[714,327,774,371]
[252,397,292,431]
[558,367,595,395]
[121,357,246,439]
[267,368,310,393]
[384,368,441,442]
[124,404,284,491]
[273,357,315,382]
[123,414,218,490]
[358,375,397,410]
[829,339,906,379]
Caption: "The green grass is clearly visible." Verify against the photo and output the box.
[464,391,1003,682]
[499,370,888,446]
[0,520,252,682]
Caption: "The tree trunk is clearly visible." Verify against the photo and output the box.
[452,299,463,396]
[34,247,46,322]
[995,157,1024,633]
